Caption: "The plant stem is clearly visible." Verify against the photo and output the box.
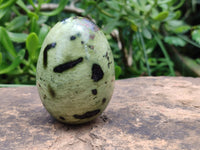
[138,32,151,76]
[144,0,157,19]
[118,28,130,67]
[173,0,185,10]
[154,33,175,76]
[178,34,200,49]
[0,0,16,9]
[96,4,115,18]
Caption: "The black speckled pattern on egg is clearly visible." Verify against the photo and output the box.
[70,36,76,41]
[53,57,83,73]
[91,89,97,95]
[48,84,56,98]
[36,16,115,124]
[43,43,56,68]
[73,109,100,119]
[102,98,106,104]
[59,116,65,120]
[91,64,104,82]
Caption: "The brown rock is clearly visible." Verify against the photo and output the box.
[0,77,200,150]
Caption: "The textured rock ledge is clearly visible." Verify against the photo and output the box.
[0,77,200,150]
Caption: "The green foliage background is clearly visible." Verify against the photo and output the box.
[0,0,200,85]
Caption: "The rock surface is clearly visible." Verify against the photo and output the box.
[0,77,200,150]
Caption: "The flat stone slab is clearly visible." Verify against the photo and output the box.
[0,77,200,150]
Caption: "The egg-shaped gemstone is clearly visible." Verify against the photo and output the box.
[36,16,115,124]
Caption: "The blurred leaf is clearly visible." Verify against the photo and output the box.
[16,0,31,13]
[130,0,140,8]
[0,7,9,19]
[0,52,2,65]
[105,1,120,11]
[37,15,48,25]
[115,65,122,79]
[124,17,138,31]
[138,0,147,8]
[153,11,169,21]
[148,58,157,66]
[40,0,69,16]
[16,0,38,19]
[0,27,16,59]
[38,24,49,45]
[0,49,25,74]
[103,19,120,33]
[0,0,16,9]
[167,20,184,27]
[196,58,200,65]
[131,23,138,32]
[173,10,181,19]
[130,0,146,11]
[7,32,28,43]
[143,28,152,39]
[30,16,39,33]
[160,4,169,10]
[5,16,27,32]
[164,36,186,47]
[174,25,191,33]
[146,39,157,53]
[192,29,200,44]
[158,0,173,4]
[145,4,151,12]
[26,33,39,61]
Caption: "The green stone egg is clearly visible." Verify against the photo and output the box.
[36,16,115,124]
